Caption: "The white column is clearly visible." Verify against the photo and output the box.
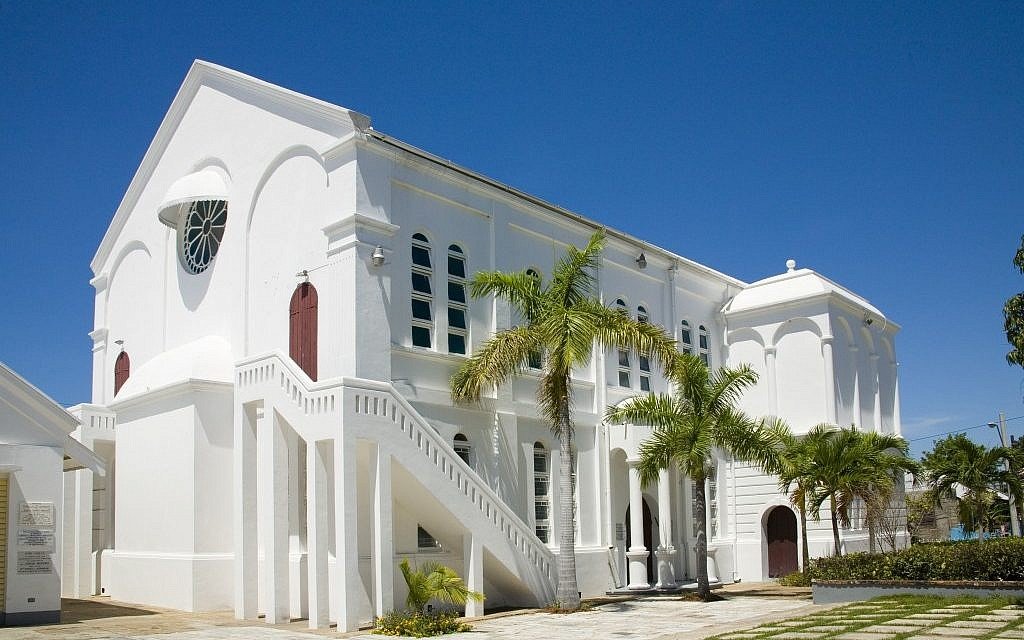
[654,468,677,588]
[850,344,861,427]
[333,435,361,632]
[463,533,484,617]
[892,361,902,436]
[71,430,94,598]
[306,440,329,629]
[234,403,258,619]
[821,336,837,424]
[764,346,778,416]
[626,459,649,589]
[258,409,290,624]
[372,444,394,617]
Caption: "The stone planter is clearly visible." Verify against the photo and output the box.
[812,579,1024,604]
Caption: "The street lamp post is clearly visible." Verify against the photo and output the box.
[990,412,1021,537]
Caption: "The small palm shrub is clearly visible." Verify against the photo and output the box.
[372,559,484,637]
[373,610,470,637]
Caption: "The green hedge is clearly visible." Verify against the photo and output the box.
[810,538,1024,582]
[373,611,470,637]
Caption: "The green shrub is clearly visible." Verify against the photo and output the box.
[373,610,471,637]
[810,538,1024,582]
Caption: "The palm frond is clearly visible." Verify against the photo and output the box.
[451,326,539,403]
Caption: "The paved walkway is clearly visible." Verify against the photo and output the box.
[6,589,1024,640]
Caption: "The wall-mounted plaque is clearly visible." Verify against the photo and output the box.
[18,502,54,527]
[17,551,53,574]
[615,523,626,541]
[18,528,55,550]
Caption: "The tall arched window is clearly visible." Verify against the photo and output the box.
[411,233,433,348]
[698,324,710,368]
[615,298,631,387]
[113,351,130,395]
[290,282,318,380]
[681,320,693,354]
[637,305,651,392]
[447,244,468,354]
[525,269,543,369]
[533,442,550,543]
[453,433,471,465]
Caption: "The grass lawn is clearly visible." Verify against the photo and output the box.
[708,594,1024,640]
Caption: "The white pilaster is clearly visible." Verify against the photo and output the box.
[306,440,329,629]
[626,459,649,589]
[870,353,881,432]
[372,444,394,617]
[258,409,290,623]
[333,435,361,632]
[764,346,778,416]
[233,403,258,619]
[463,533,484,617]
[821,336,837,424]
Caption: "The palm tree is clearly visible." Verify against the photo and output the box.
[804,426,915,556]
[922,433,1022,541]
[604,352,787,600]
[399,559,484,613]
[451,230,678,610]
[774,422,832,572]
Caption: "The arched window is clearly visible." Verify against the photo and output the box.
[615,299,631,387]
[447,244,468,354]
[681,320,693,354]
[525,269,543,369]
[113,351,130,395]
[289,281,318,380]
[411,233,433,348]
[453,433,471,465]
[698,324,710,368]
[637,305,651,392]
[533,443,550,543]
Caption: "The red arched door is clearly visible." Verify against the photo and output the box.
[114,351,130,395]
[767,506,799,578]
[290,282,318,380]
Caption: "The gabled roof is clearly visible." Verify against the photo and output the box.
[0,361,105,475]
[90,60,371,275]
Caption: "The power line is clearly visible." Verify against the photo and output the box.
[908,414,1024,443]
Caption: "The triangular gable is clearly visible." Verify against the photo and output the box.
[90,59,372,275]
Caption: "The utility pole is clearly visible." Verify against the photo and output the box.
[990,412,1021,537]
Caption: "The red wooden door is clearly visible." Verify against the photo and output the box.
[114,351,130,395]
[289,282,318,381]
[767,506,798,577]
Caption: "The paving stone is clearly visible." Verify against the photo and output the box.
[974,614,1019,621]
[994,632,1024,639]
[773,633,826,639]
[883,618,932,627]
[924,627,989,637]
[906,613,956,619]
[945,604,989,608]
[776,620,812,627]
[950,620,1010,629]
[803,625,849,633]
[834,633,893,640]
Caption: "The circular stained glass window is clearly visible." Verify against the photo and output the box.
[178,200,227,274]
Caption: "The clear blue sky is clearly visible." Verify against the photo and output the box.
[2,2,1021,456]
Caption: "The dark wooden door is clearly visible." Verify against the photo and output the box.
[767,506,798,578]
[289,282,318,380]
[114,351,130,395]
[625,498,655,579]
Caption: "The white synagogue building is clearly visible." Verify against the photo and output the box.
[61,61,903,630]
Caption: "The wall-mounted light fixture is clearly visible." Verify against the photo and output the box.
[862,313,874,327]
[295,269,309,282]
[635,252,647,269]
[371,245,387,267]
[114,339,125,352]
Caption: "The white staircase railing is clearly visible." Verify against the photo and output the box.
[235,352,556,602]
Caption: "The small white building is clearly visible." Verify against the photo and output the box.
[63,61,903,629]
[0,362,104,626]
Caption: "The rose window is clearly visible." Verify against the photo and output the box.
[178,200,228,274]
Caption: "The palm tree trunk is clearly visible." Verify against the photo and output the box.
[694,479,710,600]
[799,491,810,572]
[830,496,842,556]
[555,395,581,610]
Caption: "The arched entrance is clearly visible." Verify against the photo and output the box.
[766,506,798,578]
[625,498,654,579]
[289,281,318,380]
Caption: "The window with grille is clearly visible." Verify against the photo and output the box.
[447,244,468,354]
[411,233,433,348]
[525,269,543,369]
[417,525,442,550]
[453,433,471,465]
[699,325,711,368]
[637,305,651,392]
[615,298,631,387]
[534,443,550,543]
[681,320,693,354]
